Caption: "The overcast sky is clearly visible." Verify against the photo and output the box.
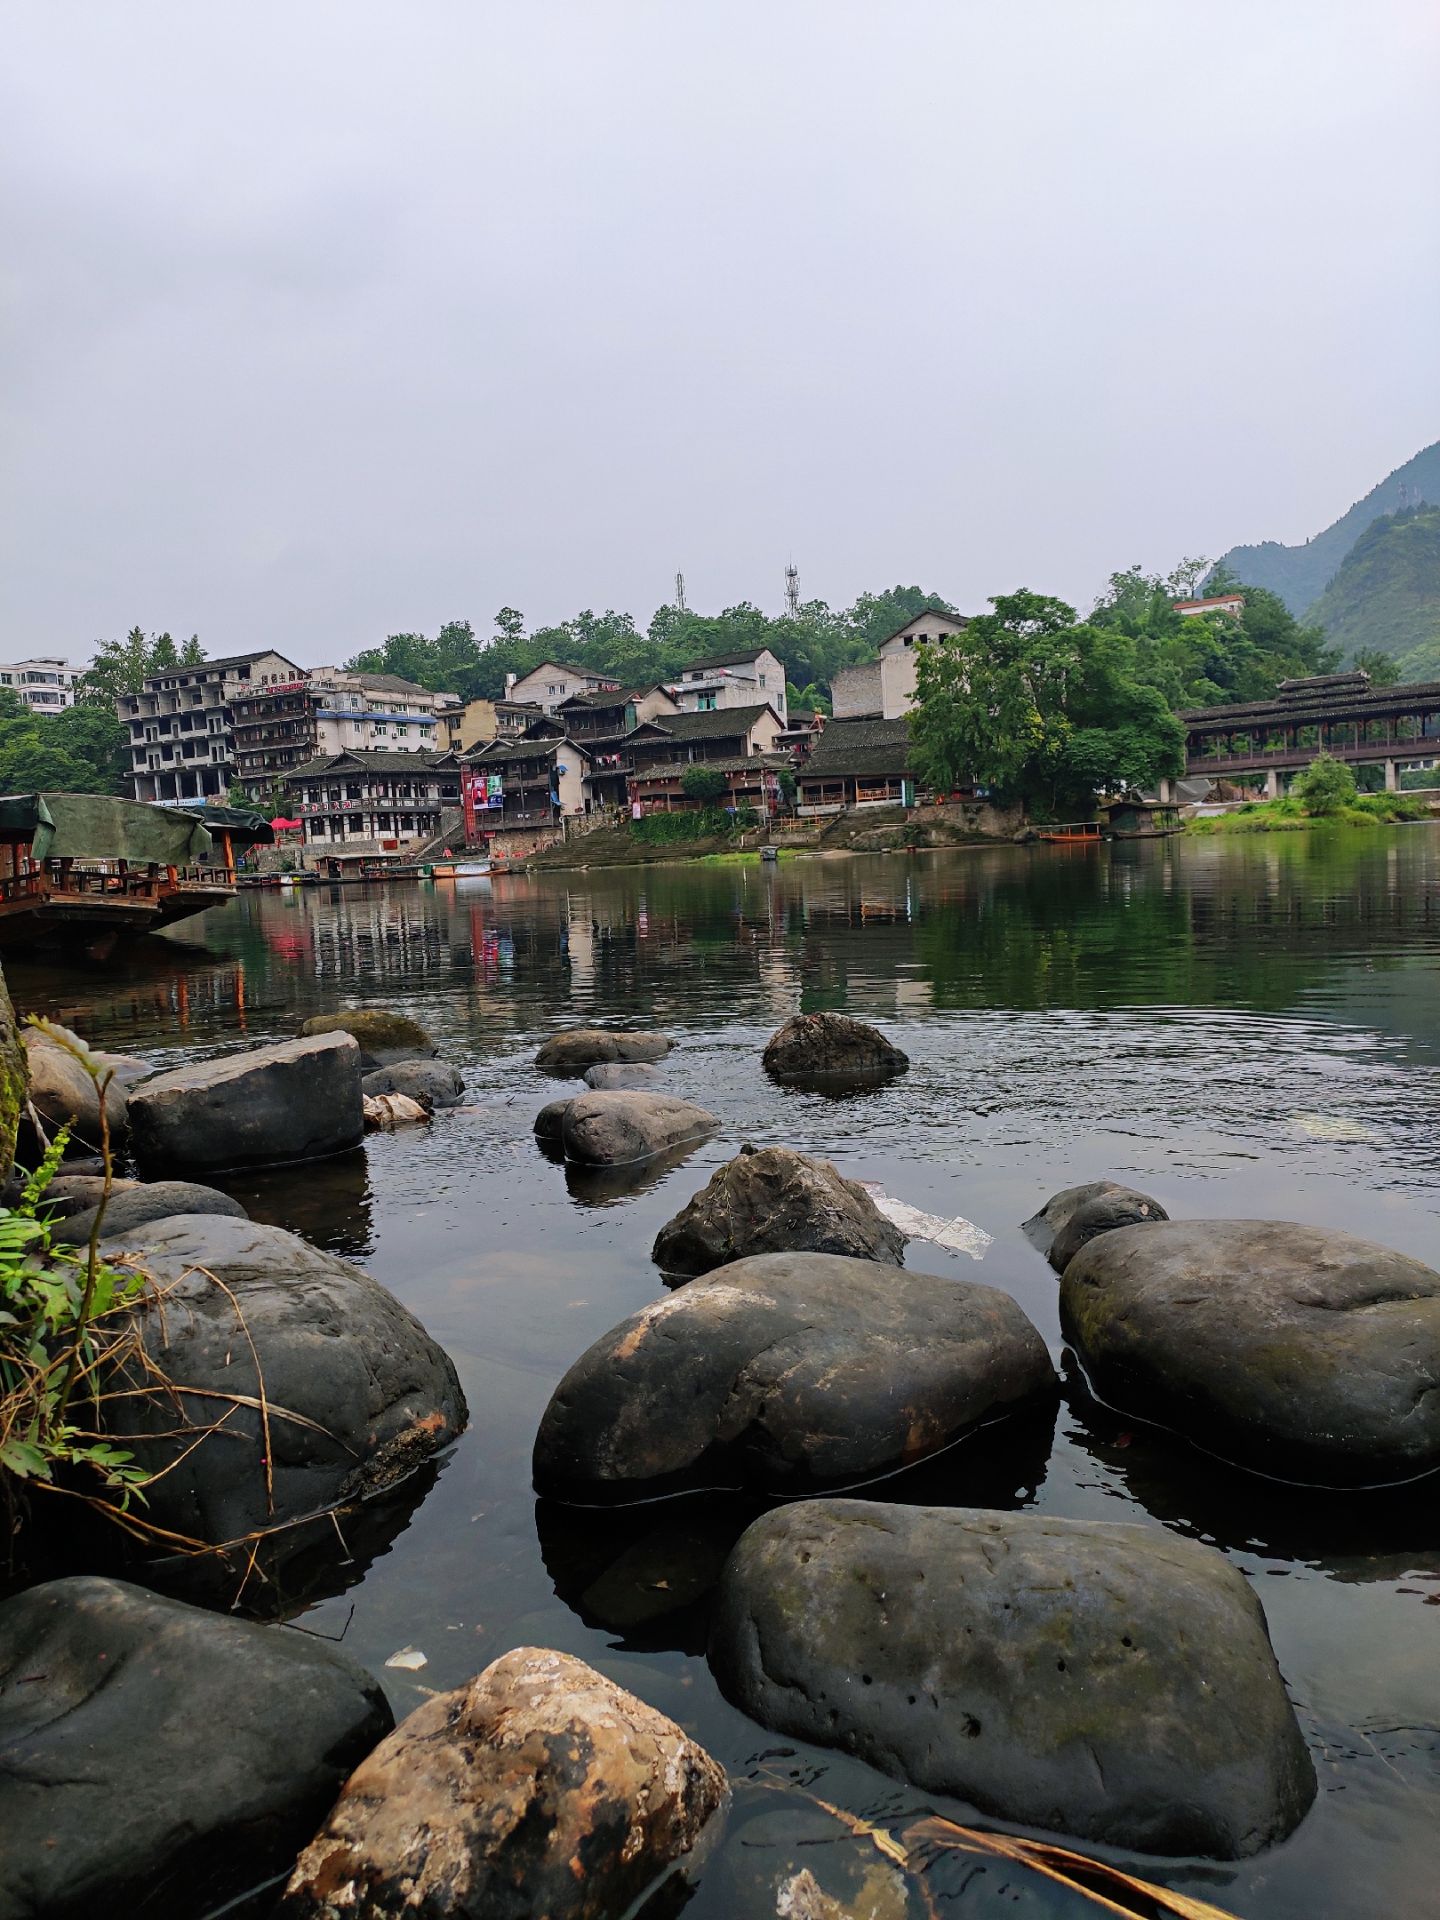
[4,3,1438,668]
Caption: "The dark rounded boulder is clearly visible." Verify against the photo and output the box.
[49,1179,247,1247]
[1062,1219,1440,1486]
[535,1027,673,1071]
[534,1251,1055,1501]
[0,1575,392,1920]
[128,1034,364,1175]
[582,1060,661,1090]
[1022,1178,1124,1255]
[1048,1187,1169,1273]
[709,1499,1315,1860]
[361,1059,465,1107]
[653,1144,904,1278]
[96,1213,467,1555]
[282,1647,727,1920]
[300,1008,436,1070]
[539,1090,719,1167]
[762,1012,908,1083]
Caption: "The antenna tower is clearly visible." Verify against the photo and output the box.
[675,570,688,613]
[784,561,800,618]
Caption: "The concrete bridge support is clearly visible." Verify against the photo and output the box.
[1265,768,1281,800]
[1385,759,1399,793]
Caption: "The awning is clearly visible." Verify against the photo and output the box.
[0,793,214,865]
[192,805,275,845]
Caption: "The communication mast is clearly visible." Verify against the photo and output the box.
[783,562,800,618]
[674,570,688,612]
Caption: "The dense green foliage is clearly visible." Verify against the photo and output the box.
[1303,506,1440,679]
[909,590,1185,813]
[1189,790,1430,834]
[1209,440,1440,615]
[77,626,206,707]
[0,692,130,796]
[629,808,733,845]
[1291,752,1356,815]
[679,766,729,803]
[344,586,956,706]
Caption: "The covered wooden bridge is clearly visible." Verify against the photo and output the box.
[1177,672,1440,795]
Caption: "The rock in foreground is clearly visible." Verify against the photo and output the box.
[762,1012,908,1083]
[1063,1219,1440,1486]
[98,1214,467,1553]
[535,1027,673,1071]
[0,1575,391,1920]
[23,1028,129,1155]
[129,1033,364,1174]
[49,1178,247,1247]
[1047,1186,1168,1273]
[709,1500,1315,1859]
[653,1144,904,1278]
[283,1646,727,1920]
[300,1009,436,1069]
[540,1091,719,1166]
[534,1251,1054,1500]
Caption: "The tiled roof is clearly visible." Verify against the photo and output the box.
[630,703,777,742]
[464,736,591,766]
[333,671,434,696]
[675,647,772,672]
[289,748,458,780]
[878,608,965,647]
[800,716,913,778]
[631,753,790,781]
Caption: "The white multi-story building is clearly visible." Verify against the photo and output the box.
[306,669,460,757]
[120,649,303,804]
[831,611,966,719]
[667,646,788,722]
[0,657,76,712]
[505,661,623,713]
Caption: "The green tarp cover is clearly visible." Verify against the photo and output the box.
[191,805,275,846]
[0,793,213,865]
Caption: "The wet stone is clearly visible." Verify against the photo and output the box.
[535,1027,673,1071]
[708,1498,1316,1860]
[1047,1187,1169,1273]
[300,1008,436,1070]
[49,1178,247,1246]
[537,1090,720,1167]
[129,1033,364,1175]
[361,1058,465,1106]
[762,1012,908,1082]
[652,1144,905,1278]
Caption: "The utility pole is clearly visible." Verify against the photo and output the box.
[674,571,688,613]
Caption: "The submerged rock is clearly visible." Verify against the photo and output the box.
[762,1012,908,1083]
[1062,1219,1440,1486]
[97,1214,467,1556]
[538,1090,720,1167]
[653,1144,904,1278]
[49,1179,246,1246]
[534,1251,1055,1501]
[1047,1187,1168,1273]
[129,1033,364,1175]
[709,1499,1315,1860]
[300,1008,436,1070]
[583,1060,661,1090]
[22,1028,129,1156]
[361,1058,464,1107]
[0,1575,391,1920]
[535,1027,673,1071]
[282,1646,727,1920]
[1022,1178,1124,1255]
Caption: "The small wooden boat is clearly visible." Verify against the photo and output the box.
[427,858,492,879]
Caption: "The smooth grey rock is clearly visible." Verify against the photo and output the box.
[1022,1179,1123,1255]
[281,1648,727,1920]
[653,1145,904,1278]
[533,1098,571,1148]
[361,1059,465,1107]
[582,1061,661,1090]
[96,1214,467,1550]
[40,1173,142,1218]
[709,1499,1315,1859]
[557,1091,718,1167]
[534,1251,1055,1501]
[1048,1187,1169,1273]
[0,1575,392,1920]
[22,1030,129,1154]
[535,1027,673,1071]
[300,1009,436,1070]
[1062,1219,1440,1486]
[128,1033,364,1174]
[762,1012,908,1082]
[50,1180,246,1246]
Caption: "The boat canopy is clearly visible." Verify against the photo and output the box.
[0,793,214,865]
[193,804,275,846]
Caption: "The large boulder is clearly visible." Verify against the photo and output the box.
[0,1575,392,1920]
[299,1008,435,1070]
[49,1179,246,1247]
[539,1091,719,1167]
[583,1060,661,1090]
[653,1144,905,1278]
[1062,1219,1440,1486]
[128,1034,364,1175]
[1047,1187,1168,1273]
[361,1059,465,1107]
[282,1647,727,1920]
[534,1252,1055,1501]
[709,1500,1315,1860]
[535,1027,673,1072]
[22,1029,129,1156]
[97,1214,467,1554]
[762,1012,908,1083]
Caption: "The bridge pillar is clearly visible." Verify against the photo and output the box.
[1158,776,1175,804]
[1264,768,1281,800]
[1384,759,1399,793]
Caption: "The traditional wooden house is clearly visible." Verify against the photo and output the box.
[460,734,591,836]
[622,704,788,814]
[795,717,916,813]
[529,685,680,809]
[289,749,461,864]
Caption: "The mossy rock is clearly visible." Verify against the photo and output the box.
[300,1009,436,1069]
[0,965,23,1183]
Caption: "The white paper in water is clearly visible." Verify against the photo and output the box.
[856,1183,993,1260]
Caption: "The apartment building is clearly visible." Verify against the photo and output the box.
[120,650,303,803]
[666,646,788,721]
[0,657,76,712]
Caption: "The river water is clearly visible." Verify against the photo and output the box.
[11,830,1438,1918]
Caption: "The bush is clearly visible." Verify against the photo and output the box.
[629,808,728,846]
[1291,753,1357,816]
[680,766,729,804]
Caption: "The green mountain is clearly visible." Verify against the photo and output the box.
[1304,504,1440,678]
[1211,441,1440,615]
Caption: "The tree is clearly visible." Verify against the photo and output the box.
[0,690,131,795]
[77,627,208,706]
[680,766,728,804]
[909,590,1185,814]
[1291,753,1357,816]
[1352,647,1401,688]
[492,607,526,646]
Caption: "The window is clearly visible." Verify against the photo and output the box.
[698,692,717,711]
[758,673,766,687]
